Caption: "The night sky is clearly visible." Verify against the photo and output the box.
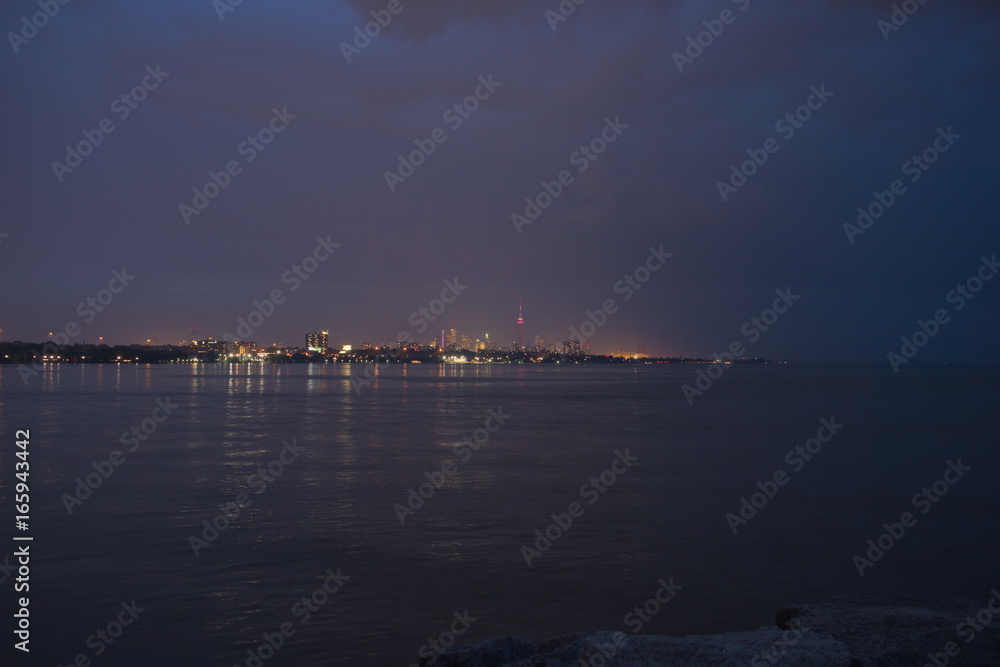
[2,0,997,361]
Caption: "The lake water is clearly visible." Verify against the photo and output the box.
[1,363,997,665]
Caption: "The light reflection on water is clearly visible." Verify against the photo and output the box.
[0,363,997,665]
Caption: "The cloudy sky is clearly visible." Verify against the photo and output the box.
[2,0,997,361]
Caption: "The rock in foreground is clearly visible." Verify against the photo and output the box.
[425,595,1000,666]
[776,594,1000,666]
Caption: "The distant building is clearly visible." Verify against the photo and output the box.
[193,339,234,355]
[234,341,258,357]
[563,340,583,355]
[306,330,329,352]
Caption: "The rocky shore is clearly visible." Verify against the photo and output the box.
[424,594,1000,666]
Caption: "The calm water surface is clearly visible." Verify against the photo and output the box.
[1,363,997,665]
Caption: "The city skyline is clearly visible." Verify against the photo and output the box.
[1,2,997,365]
[7,301,629,357]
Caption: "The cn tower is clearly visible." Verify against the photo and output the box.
[517,301,524,351]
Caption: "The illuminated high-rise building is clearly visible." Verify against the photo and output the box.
[306,330,329,351]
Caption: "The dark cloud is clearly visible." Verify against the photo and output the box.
[1,0,997,360]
